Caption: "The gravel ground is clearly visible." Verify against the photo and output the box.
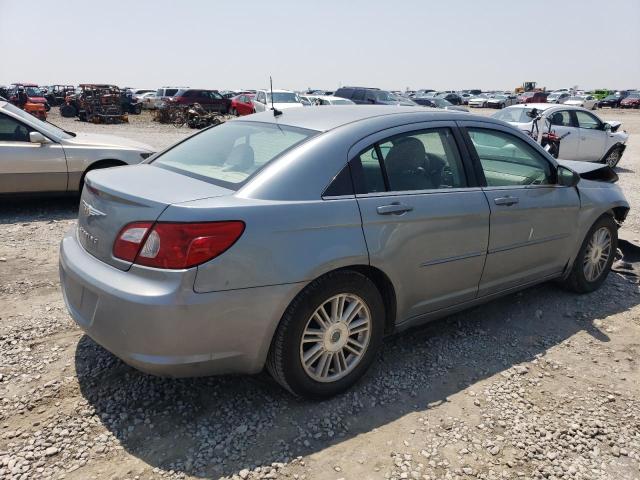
[0,107,639,480]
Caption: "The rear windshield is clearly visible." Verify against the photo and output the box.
[153,121,317,188]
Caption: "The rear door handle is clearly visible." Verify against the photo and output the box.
[494,196,519,206]
[376,203,413,215]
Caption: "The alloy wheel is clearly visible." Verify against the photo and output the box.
[299,293,371,383]
[605,149,620,168]
[583,227,612,282]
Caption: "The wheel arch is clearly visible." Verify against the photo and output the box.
[308,265,398,336]
[75,159,127,193]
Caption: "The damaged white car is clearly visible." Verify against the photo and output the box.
[492,104,628,167]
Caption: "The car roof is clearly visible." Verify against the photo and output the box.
[239,105,490,132]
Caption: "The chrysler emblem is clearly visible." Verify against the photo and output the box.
[81,200,106,218]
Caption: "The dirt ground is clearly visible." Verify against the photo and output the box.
[0,107,639,480]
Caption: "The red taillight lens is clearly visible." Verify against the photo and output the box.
[113,222,153,262]
[114,221,245,269]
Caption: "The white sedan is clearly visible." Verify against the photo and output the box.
[0,100,154,194]
[492,103,628,167]
[252,89,304,112]
[564,95,598,110]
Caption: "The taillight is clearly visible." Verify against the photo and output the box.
[113,221,245,269]
[113,222,153,262]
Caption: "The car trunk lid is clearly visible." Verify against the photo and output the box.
[77,164,234,270]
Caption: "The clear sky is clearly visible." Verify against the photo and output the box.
[1,0,638,92]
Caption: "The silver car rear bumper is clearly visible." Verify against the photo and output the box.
[59,229,304,377]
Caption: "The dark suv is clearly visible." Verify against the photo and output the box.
[170,89,230,113]
[334,87,415,106]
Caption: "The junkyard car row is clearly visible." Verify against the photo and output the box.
[0,79,635,398]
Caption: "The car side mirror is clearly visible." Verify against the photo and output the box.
[29,131,49,144]
[557,165,580,187]
[603,123,612,132]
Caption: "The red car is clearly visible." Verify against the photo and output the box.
[230,93,255,116]
[9,83,50,111]
[620,92,640,108]
[517,91,548,104]
[169,89,230,113]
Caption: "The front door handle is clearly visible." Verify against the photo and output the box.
[494,196,519,206]
[376,203,413,215]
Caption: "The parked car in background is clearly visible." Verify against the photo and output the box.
[599,92,629,108]
[517,91,548,104]
[412,96,468,112]
[436,92,462,105]
[459,93,473,104]
[137,92,158,109]
[564,95,598,110]
[620,92,640,108]
[8,83,50,111]
[0,100,154,194]
[302,95,356,106]
[547,92,571,104]
[229,93,255,116]
[333,87,415,106]
[591,89,612,100]
[170,89,231,113]
[486,94,517,109]
[128,88,155,98]
[59,105,629,399]
[253,89,304,112]
[493,104,628,167]
[468,94,491,108]
[149,87,186,109]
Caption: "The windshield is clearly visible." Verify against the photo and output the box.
[23,87,42,97]
[493,95,507,100]
[604,94,619,100]
[568,96,585,101]
[153,122,316,188]
[2,102,73,139]
[266,92,300,103]
[626,93,640,99]
[492,107,537,123]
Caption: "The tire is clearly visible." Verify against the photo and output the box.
[592,103,598,110]
[561,215,617,294]
[602,145,623,168]
[44,102,51,112]
[267,270,385,399]
[230,107,237,116]
[133,104,142,115]
[60,104,76,117]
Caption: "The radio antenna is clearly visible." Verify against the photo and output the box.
[270,76,282,117]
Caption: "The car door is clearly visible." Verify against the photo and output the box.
[458,122,580,296]
[351,122,490,322]
[573,110,607,161]
[0,112,67,193]
[544,109,580,159]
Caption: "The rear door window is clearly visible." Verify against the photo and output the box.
[354,128,467,193]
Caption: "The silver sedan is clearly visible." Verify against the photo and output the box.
[0,100,154,194]
[59,106,629,398]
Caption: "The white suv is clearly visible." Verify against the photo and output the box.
[252,89,304,113]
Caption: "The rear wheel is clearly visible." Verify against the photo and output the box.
[230,107,237,116]
[267,271,385,399]
[561,215,617,293]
